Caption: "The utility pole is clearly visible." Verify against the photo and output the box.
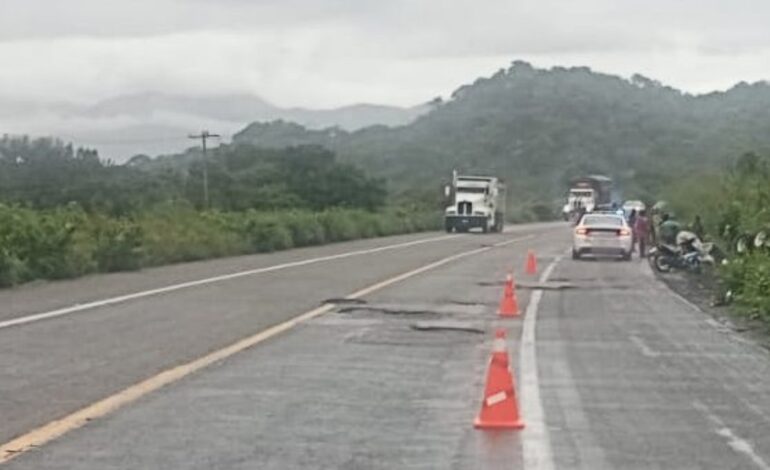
[188,130,220,208]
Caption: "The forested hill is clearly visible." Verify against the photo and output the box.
[233,61,770,202]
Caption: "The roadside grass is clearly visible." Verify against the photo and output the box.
[0,203,440,288]
[663,152,770,324]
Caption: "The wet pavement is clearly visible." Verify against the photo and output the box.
[4,223,770,469]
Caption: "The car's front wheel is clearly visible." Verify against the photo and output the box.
[572,249,581,260]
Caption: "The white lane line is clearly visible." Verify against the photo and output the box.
[629,334,661,358]
[348,234,530,299]
[0,234,532,464]
[693,401,770,470]
[0,234,458,331]
[520,254,561,470]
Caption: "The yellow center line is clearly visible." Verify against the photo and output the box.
[0,234,533,464]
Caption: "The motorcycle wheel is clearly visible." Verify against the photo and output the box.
[653,253,672,273]
[689,258,702,274]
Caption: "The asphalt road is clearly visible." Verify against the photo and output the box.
[2,222,769,469]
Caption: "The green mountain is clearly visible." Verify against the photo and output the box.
[233,61,770,204]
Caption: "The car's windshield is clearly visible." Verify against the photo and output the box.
[582,215,624,227]
[457,187,488,194]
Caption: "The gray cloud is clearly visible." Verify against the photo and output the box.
[1,0,770,107]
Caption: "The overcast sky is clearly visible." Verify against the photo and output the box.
[2,0,770,108]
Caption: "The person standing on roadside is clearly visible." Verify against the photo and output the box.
[634,210,650,258]
[627,209,638,249]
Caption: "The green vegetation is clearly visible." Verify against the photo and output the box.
[5,62,770,296]
[665,153,770,322]
[0,203,439,287]
[234,62,770,213]
[1,135,387,213]
[0,135,438,287]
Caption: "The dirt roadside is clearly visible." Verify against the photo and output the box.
[654,261,770,351]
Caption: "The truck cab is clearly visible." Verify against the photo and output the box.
[444,174,505,233]
[567,188,597,212]
[563,175,612,221]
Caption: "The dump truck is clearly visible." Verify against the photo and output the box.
[562,175,613,220]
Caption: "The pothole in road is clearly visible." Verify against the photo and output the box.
[477,281,506,287]
[517,281,577,290]
[323,298,368,305]
[345,324,484,347]
[447,300,489,306]
[337,306,440,317]
[409,322,484,334]
[527,277,637,290]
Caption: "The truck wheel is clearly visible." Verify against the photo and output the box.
[493,213,504,232]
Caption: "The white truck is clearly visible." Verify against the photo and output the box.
[444,172,506,233]
[561,175,613,220]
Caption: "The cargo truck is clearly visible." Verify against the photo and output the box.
[562,175,613,220]
[444,172,506,233]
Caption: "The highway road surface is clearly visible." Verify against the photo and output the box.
[1,222,769,469]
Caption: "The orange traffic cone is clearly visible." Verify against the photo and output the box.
[474,329,525,429]
[525,250,537,275]
[498,273,521,317]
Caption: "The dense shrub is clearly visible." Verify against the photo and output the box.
[0,203,440,288]
[665,152,770,321]
[90,216,145,272]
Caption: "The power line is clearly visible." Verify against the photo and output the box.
[188,130,220,208]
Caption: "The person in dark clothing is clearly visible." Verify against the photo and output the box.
[658,214,682,245]
[628,209,638,227]
[634,210,650,257]
[628,209,638,248]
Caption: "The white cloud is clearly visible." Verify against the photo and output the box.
[0,0,769,107]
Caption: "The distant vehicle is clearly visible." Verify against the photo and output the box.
[593,204,617,213]
[562,175,613,220]
[622,200,646,215]
[572,213,633,260]
[444,171,506,233]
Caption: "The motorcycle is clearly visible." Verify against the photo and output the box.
[650,231,714,274]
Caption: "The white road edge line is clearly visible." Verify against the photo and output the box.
[0,234,531,464]
[520,254,561,470]
[0,234,458,331]
[693,401,770,470]
[650,260,758,349]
